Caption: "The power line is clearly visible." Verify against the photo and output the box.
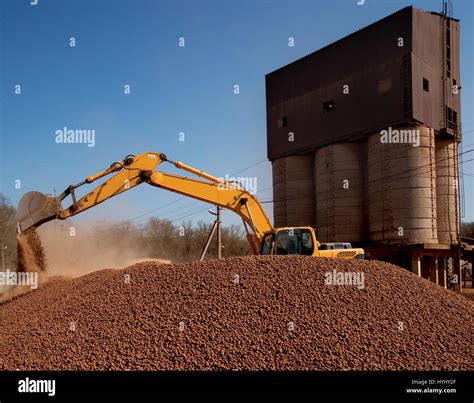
[94,159,473,237]
[73,129,474,230]
[230,159,267,176]
[259,129,474,206]
[102,185,275,235]
[120,206,211,234]
[261,147,474,205]
[93,157,269,231]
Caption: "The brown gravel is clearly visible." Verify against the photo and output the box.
[0,256,471,370]
[17,228,47,273]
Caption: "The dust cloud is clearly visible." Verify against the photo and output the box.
[1,222,157,304]
[37,222,154,278]
[0,229,47,303]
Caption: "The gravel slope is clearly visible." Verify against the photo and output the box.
[0,256,471,370]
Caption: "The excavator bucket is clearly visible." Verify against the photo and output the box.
[17,191,61,233]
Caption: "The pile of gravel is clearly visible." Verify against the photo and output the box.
[0,256,471,370]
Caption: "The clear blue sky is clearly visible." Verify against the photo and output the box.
[1,0,473,230]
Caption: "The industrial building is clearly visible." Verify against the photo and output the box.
[265,6,470,290]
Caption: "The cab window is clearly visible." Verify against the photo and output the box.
[260,233,273,255]
[274,229,314,256]
[301,232,313,255]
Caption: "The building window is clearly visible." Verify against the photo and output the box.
[278,116,288,128]
[377,78,392,94]
[423,78,429,92]
[323,100,334,112]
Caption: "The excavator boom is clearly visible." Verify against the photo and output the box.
[17,152,273,254]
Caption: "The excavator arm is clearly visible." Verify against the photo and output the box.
[17,152,273,254]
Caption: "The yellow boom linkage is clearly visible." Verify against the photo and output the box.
[17,152,364,259]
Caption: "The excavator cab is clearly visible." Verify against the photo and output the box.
[260,227,364,259]
[260,227,317,256]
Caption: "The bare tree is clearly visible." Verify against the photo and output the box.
[0,194,18,270]
[461,222,474,238]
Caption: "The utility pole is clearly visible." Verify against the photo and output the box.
[200,206,223,261]
[1,240,5,272]
[217,206,222,259]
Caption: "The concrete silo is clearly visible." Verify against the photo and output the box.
[272,155,315,228]
[367,126,438,244]
[315,143,365,243]
[436,139,460,244]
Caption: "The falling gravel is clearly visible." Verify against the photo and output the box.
[17,228,47,273]
[0,256,471,370]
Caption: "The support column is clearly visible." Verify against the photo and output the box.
[429,256,438,284]
[411,255,421,277]
[437,257,447,288]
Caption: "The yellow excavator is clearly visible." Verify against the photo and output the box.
[17,152,364,259]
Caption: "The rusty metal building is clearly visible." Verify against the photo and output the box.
[266,6,467,291]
